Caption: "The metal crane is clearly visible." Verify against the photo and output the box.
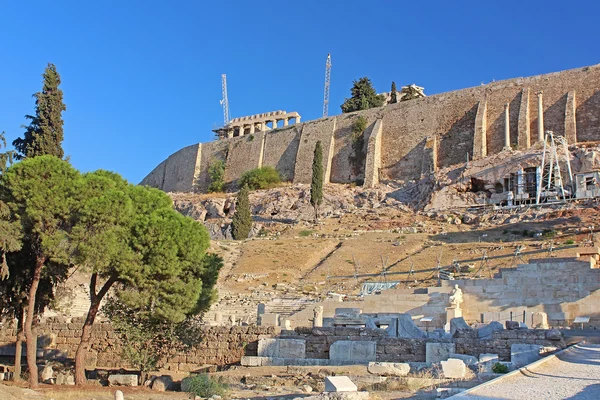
[220,74,231,127]
[322,54,331,118]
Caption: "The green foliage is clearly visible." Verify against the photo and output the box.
[492,362,509,374]
[208,159,225,193]
[310,141,324,222]
[565,239,574,245]
[239,166,281,190]
[340,77,385,113]
[182,374,227,398]
[299,230,314,237]
[542,229,557,238]
[350,116,368,143]
[232,184,252,240]
[390,81,398,104]
[13,64,66,160]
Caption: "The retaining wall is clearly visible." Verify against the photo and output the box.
[140,64,600,192]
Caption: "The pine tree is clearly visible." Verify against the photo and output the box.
[232,184,252,239]
[390,81,398,104]
[13,63,66,160]
[340,77,385,113]
[310,141,324,222]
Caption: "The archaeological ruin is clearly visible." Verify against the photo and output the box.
[141,63,600,196]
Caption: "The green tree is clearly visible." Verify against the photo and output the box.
[208,159,225,192]
[0,156,79,387]
[232,184,252,240]
[340,77,385,113]
[13,63,66,160]
[239,166,281,190]
[390,81,398,104]
[72,173,217,384]
[310,141,324,223]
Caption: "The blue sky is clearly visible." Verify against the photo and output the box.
[1,1,599,184]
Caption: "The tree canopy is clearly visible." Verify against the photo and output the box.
[340,77,385,113]
[232,184,252,240]
[13,63,66,160]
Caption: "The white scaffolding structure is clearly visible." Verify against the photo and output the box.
[220,74,231,127]
[322,54,331,118]
[535,130,574,204]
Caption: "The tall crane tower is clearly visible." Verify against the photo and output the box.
[322,53,332,118]
[220,74,231,127]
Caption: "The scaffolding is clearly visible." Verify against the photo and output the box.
[536,130,574,204]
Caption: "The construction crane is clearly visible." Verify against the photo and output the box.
[322,53,332,118]
[535,130,574,204]
[220,74,231,127]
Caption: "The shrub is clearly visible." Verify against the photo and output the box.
[208,160,225,192]
[182,374,227,397]
[239,166,281,190]
[350,115,368,143]
[492,362,509,374]
[565,239,575,245]
[299,230,314,237]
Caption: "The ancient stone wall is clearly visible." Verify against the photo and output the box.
[141,64,600,193]
[0,320,277,373]
[290,327,562,362]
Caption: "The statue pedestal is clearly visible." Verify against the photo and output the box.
[444,306,462,332]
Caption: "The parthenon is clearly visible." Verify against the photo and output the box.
[214,110,301,139]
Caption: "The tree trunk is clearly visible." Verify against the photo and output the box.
[75,273,116,385]
[25,256,45,388]
[14,309,25,381]
[314,204,319,223]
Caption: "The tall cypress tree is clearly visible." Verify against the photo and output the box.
[390,81,398,104]
[310,141,324,223]
[13,63,66,160]
[232,184,252,240]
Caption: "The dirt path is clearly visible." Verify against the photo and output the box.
[457,344,600,399]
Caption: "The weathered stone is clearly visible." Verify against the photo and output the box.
[257,338,306,358]
[426,342,455,363]
[441,358,467,379]
[477,321,503,339]
[152,375,174,392]
[449,353,478,366]
[450,317,472,337]
[114,390,124,400]
[397,314,426,338]
[545,329,562,341]
[40,365,53,383]
[532,312,549,329]
[511,344,543,367]
[335,308,362,318]
[479,353,499,363]
[259,313,279,327]
[325,376,357,392]
[367,362,410,376]
[55,372,75,385]
[505,321,520,330]
[108,374,138,387]
[329,341,376,363]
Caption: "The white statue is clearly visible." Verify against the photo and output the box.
[449,284,463,308]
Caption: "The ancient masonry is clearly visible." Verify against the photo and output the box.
[141,64,600,192]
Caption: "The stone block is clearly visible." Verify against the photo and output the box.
[329,340,376,363]
[505,321,519,330]
[40,365,53,383]
[511,344,543,367]
[478,353,499,363]
[335,308,362,318]
[108,374,138,387]
[450,317,472,337]
[532,312,549,329]
[56,372,75,385]
[448,353,478,366]
[425,342,455,363]
[545,329,562,341]
[257,338,306,358]
[325,376,358,392]
[367,362,410,376]
[151,375,174,392]
[115,390,124,400]
[441,358,467,379]
[259,313,279,327]
[477,321,503,339]
[397,314,427,338]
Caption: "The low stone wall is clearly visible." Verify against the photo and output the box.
[290,326,564,363]
[0,319,278,373]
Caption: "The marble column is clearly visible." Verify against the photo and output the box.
[537,91,544,142]
[504,103,511,150]
[296,116,301,123]
[227,129,233,139]
[238,125,245,136]
[249,123,255,134]
[283,118,289,126]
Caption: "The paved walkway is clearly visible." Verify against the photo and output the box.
[457,344,600,399]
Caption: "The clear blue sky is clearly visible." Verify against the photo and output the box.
[1,1,599,184]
